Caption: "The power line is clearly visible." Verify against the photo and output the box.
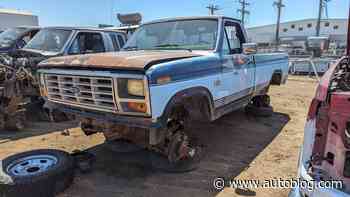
[237,0,250,25]
[273,0,285,48]
[206,4,221,15]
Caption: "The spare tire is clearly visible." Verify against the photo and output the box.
[0,149,75,197]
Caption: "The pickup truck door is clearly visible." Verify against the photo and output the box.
[219,21,255,108]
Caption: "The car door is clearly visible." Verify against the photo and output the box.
[220,20,254,107]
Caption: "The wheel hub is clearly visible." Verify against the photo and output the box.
[6,155,58,177]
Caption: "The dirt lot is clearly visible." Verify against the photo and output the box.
[0,76,318,197]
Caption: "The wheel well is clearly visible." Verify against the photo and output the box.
[161,87,214,125]
[271,70,283,85]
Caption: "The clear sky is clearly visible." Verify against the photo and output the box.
[0,0,349,27]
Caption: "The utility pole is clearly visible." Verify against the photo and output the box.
[273,0,285,49]
[316,0,331,36]
[237,0,250,25]
[206,4,220,15]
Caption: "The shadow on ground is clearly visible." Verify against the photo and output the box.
[0,121,78,144]
[61,109,290,197]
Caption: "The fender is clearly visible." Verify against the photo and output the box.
[158,87,215,126]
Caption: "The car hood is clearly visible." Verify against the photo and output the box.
[38,51,203,71]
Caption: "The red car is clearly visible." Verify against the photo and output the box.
[289,56,350,196]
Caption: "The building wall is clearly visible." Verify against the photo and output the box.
[0,9,39,31]
[247,18,348,45]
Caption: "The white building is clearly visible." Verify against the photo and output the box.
[0,9,39,32]
[247,18,348,48]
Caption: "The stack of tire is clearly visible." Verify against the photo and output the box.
[0,150,75,197]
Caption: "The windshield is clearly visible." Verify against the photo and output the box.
[123,19,218,51]
[24,29,72,52]
[0,27,27,47]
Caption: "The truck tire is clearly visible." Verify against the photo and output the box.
[245,95,273,117]
[0,149,75,197]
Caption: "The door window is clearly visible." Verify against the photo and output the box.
[223,22,245,54]
[69,32,105,54]
[17,30,39,48]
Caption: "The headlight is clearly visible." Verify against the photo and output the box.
[127,79,144,97]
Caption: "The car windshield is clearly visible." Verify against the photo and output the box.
[24,29,72,52]
[0,27,27,47]
[123,19,218,51]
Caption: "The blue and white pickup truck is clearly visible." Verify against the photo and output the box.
[37,16,288,164]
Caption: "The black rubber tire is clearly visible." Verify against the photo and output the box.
[0,149,75,197]
[245,104,274,117]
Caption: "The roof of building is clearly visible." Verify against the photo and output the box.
[247,18,348,30]
[0,8,35,16]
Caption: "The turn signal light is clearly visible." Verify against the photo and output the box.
[127,102,147,113]
[157,76,171,85]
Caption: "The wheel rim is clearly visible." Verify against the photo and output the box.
[6,154,58,177]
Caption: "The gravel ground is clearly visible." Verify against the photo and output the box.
[0,76,318,197]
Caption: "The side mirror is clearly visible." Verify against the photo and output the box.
[243,43,258,55]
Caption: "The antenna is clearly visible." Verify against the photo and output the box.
[206,4,220,15]
[237,0,250,25]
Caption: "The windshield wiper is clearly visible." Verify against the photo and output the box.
[153,44,192,52]
[154,44,180,48]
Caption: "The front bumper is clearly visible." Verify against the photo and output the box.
[49,102,163,129]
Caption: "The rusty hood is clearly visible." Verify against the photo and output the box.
[38,51,202,71]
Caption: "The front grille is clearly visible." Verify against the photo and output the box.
[45,74,117,112]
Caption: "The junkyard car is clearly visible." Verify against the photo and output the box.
[289,56,350,197]
[38,16,289,165]
[0,27,127,130]
[0,26,40,55]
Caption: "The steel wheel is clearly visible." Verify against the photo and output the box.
[6,154,58,177]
